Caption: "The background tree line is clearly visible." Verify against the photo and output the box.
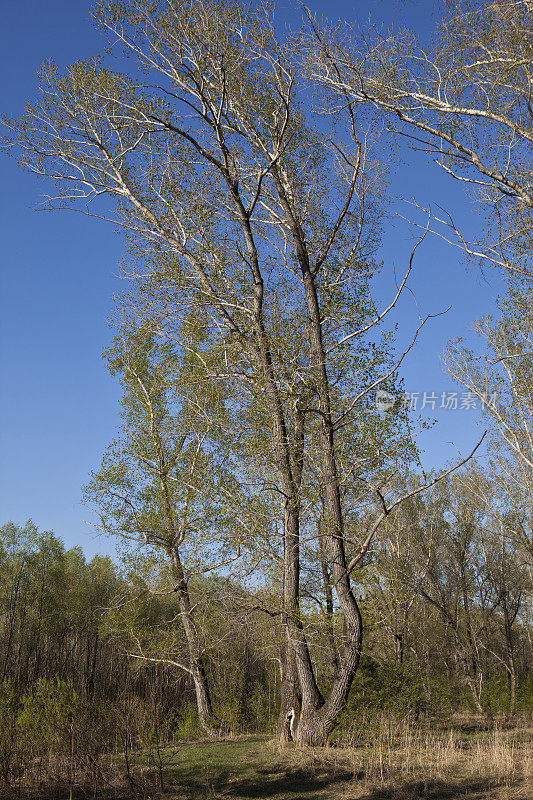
[0,485,530,789]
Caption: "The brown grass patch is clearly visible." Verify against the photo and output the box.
[279,716,532,799]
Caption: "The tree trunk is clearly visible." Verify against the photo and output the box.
[503,604,517,716]
[283,500,325,741]
[451,626,485,715]
[270,165,365,744]
[168,546,219,737]
[260,389,322,744]
[508,663,516,716]
[277,637,300,742]
[318,516,340,674]
[298,266,363,743]
[190,658,218,737]
[294,713,329,747]
[394,633,404,666]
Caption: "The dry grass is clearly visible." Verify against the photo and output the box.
[280,715,533,799]
[2,718,531,798]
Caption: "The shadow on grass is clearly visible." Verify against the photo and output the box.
[164,763,515,800]
[358,777,509,800]
[227,765,354,798]
[165,760,354,799]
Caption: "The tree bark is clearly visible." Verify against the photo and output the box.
[168,546,219,737]
[318,514,340,674]
[277,637,301,741]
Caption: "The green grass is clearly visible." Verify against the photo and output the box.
[5,725,530,799]
[131,736,354,799]
[122,730,531,800]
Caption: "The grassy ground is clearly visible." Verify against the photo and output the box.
[122,722,532,800]
[4,721,531,799]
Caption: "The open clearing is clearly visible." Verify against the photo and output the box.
[114,730,532,800]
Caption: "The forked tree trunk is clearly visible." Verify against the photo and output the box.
[297,268,364,746]
[267,399,309,743]
[281,500,325,741]
[269,163,366,746]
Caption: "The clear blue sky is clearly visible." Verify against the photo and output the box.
[0,0,502,557]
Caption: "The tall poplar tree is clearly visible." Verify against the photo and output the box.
[3,0,457,742]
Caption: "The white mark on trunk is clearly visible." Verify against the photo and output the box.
[286,708,296,738]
